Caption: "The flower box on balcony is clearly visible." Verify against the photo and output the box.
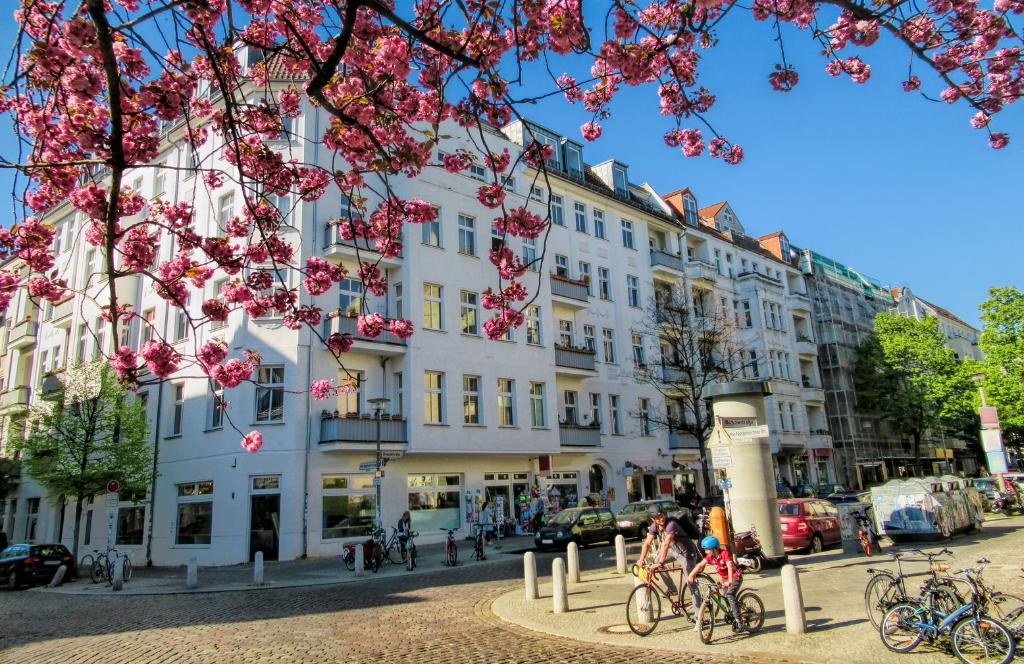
[553,343,596,355]
[550,273,589,288]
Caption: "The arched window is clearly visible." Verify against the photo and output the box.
[589,464,605,493]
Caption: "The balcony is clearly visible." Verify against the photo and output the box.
[8,320,37,350]
[554,346,597,377]
[323,313,407,356]
[549,274,590,310]
[323,221,403,269]
[686,259,718,284]
[775,431,807,453]
[559,423,602,448]
[802,386,825,403]
[669,432,700,451]
[796,338,817,357]
[52,297,75,325]
[787,292,812,313]
[650,250,685,280]
[319,414,408,452]
[0,387,30,414]
[737,271,784,293]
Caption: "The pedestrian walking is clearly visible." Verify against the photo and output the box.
[481,502,495,543]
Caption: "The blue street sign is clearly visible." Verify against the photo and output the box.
[717,477,733,490]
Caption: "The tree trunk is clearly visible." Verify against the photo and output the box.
[72,496,84,560]
[913,431,923,477]
[56,494,65,544]
[698,436,713,498]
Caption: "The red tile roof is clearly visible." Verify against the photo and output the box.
[698,201,726,219]
[918,298,975,329]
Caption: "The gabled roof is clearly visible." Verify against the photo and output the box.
[918,298,975,329]
[698,201,727,219]
[757,231,785,241]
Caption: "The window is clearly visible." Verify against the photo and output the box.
[255,366,285,422]
[394,283,403,321]
[583,325,596,353]
[564,391,578,424]
[498,378,516,426]
[37,351,48,386]
[339,372,362,416]
[598,267,611,300]
[322,475,376,539]
[174,298,189,342]
[217,192,234,237]
[530,186,544,201]
[789,403,798,431]
[578,262,592,294]
[609,395,622,434]
[82,248,98,287]
[726,253,734,279]
[407,474,462,531]
[593,209,606,239]
[778,403,787,431]
[639,398,652,435]
[422,209,442,247]
[525,305,542,345]
[551,195,565,226]
[460,291,478,335]
[336,279,363,316]
[76,323,89,362]
[632,334,646,366]
[784,353,792,380]
[613,165,628,195]
[741,300,752,328]
[627,275,640,307]
[603,328,616,363]
[683,195,698,225]
[208,381,224,430]
[574,202,587,233]
[741,258,748,271]
[393,372,403,417]
[491,221,504,253]
[424,371,445,423]
[210,279,229,329]
[463,375,480,424]
[558,320,573,346]
[92,316,106,359]
[469,163,486,181]
[458,214,476,256]
[139,308,155,349]
[25,498,39,541]
[152,164,167,198]
[714,249,722,275]
[423,283,443,330]
[554,255,569,277]
[621,220,635,249]
[187,148,199,175]
[589,393,602,431]
[501,175,516,192]
[530,382,546,427]
[176,482,214,545]
[748,351,759,378]
[116,506,146,545]
[523,237,537,271]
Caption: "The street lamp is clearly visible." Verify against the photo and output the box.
[971,372,987,407]
[368,397,391,530]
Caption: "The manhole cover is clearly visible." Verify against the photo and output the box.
[598,624,633,634]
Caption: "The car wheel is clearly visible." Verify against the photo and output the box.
[637,522,648,540]
[810,534,824,554]
[6,569,20,590]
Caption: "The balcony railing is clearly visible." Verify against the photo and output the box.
[687,259,717,282]
[559,423,602,447]
[323,221,403,257]
[324,313,408,347]
[0,386,31,412]
[549,274,590,302]
[650,249,685,272]
[662,364,688,384]
[52,297,74,322]
[669,432,700,450]
[554,346,596,371]
[319,415,407,445]
[9,320,37,349]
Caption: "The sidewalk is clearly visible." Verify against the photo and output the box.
[491,515,1024,664]
[38,534,534,596]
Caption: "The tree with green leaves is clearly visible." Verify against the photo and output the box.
[15,362,152,556]
[854,312,976,477]
[0,457,20,506]
[977,286,1024,461]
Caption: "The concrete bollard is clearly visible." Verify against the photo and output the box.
[634,574,654,624]
[112,556,124,592]
[48,565,67,588]
[186,557,198,589]
[524,551,539,600]
[354,544,365,578]
[567,542,581,584]
[615,535,627,574]
[254,551,264,585]
[781,564,806,635]
[552,558,569,614]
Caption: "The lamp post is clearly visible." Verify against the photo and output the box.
[970,372,987,407]
[970,372,1008,489]
[368,397,391,530]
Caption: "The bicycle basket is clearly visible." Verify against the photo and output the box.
[931,563,950,573]
[632,564,652,583]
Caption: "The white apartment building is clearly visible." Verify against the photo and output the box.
[892,287,985,363]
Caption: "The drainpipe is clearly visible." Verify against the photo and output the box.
[144,380,164,566]
[300,103,320,559]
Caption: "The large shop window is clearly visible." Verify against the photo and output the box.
[116,506,146,545]
[322,475,375,540]
[176,482,213,546]
[407,474,462,532]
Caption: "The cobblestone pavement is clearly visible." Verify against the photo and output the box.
[0,545,787,664]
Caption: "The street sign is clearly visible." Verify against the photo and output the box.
[725,425,770,439]
[710,447,733,469]
[721,417,757,429]
[717,477,733,490]
[358,461,378,472]
[374,470,384,478]
[107,480,120,493]
[381,451,404,460]
[105,492,119,510]
[372,477,382,486]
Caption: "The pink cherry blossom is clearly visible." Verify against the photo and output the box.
[581,121,603,141]
[357,312,385,338]
[388,318,415,340]
[310,379,335,401]
[241,431,263,453]
[989,132,1010,148]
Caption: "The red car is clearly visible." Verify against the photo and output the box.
[778,499,842,554]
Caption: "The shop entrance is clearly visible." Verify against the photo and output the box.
[249,475,281,562]
[544,472,579,510]
[484,472,530,528]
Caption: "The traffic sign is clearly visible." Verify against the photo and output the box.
[358,461,378,472]
[725,425,770,439]
[107,480,120,493]
[381,451,404,460]
[372,477,382,486]
[374,470,384,478]
[717,477,733,490]
[710,446,733,469]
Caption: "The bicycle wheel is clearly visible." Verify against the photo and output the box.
[697,601,715,644]
[625,584,661,637]
[680,573,716,620]
[739,591,765,633]
[90,560,105,584]
[122,558,133,582]
[951,616,1016,664]
[880,602,925,653]
[382,540,400,565]
[343,551,355,571]
[865,573,900,630]
[447,544,458,567]
[989,593,1024,641]
[928,583,963,616]
[107,560,115,585]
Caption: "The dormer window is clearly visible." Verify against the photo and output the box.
[683,196,697,226]
[612,165,628,196]
[779,236,790,258]
[563,143,582,179]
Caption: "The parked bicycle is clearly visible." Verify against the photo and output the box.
[864,548,964,629]
[625,563,715,636]
[88,548,132,585]
[403,531,419,571]
[342,537,383,573]
[693,575,765,644]
[445,529,458,567]
[472,528,486,561]
[853,511,881,556]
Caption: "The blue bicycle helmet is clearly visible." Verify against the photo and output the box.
[701,535,720,550]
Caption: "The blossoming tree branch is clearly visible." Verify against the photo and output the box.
[1,0,1020,450]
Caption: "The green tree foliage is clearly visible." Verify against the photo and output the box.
[854,313,976,476]
[0,458,20,502]
[978,286,1024,457]
[15,362,152,555]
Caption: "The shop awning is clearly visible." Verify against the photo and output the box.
[813,448,832,457]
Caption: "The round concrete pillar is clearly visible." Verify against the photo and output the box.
[703,381,787,565]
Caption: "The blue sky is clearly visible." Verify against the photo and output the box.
[1,4,1019,326]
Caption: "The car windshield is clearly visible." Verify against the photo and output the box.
[779,504,802,516]
[548,510,581,525]
[618,505,635,515]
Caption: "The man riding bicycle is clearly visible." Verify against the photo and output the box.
[637,504,702,614]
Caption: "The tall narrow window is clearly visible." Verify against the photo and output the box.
[460,291,478,335]
[558,320,573,346]
[779,403,787,431]
[77,323,89,362]
[530,382,546,428]
[748,351,759,378]
[726,253,734,279]
[621,220,635,249]
[93,316,106,359]
[523,237,537,271]
[255,366,285,422]
[714,249,722,275]
[741,301,752,328]
[525,305,542,345]
[609,395,622,434]
[171,384,184,435]
[498,378,516,426]
[789,403,798,431]
[578,262,592,294]
[583,325,596,353]
[639,398,652,435]
[593,209,606,239]
[627,275,640,307]
[632,334,646,366]
[603,329,616,363]
[589,393,602,431]
[208,381,224,429]
[683,195,697,225]
[174,298,189,342]
[211,279,228,330]
[463,375,480,424]
[424,371,445,423]
[393,372,403,417]
[554,255,569,277]
[394,283,403,321]
[217,192,234,237]
[152,163,167,198]
[563,391,578,425]
[574,202,587,233]
[423,283,443,330]
[598,268,611,300]
[422,209,441,247]
[458,214,476,255]
[551,195,565,226]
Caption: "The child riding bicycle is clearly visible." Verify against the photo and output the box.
[688,536,744,633]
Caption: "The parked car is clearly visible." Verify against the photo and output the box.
[790,484,817,498]
[615,500,685,539]
[814,484,847,499]
[0,543,76,589]
[826,491,871,504]
[534,507,619,551]
[776,486,796,500]
[778,499,842,554]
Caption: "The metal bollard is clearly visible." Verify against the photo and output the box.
[254,551,264,585]
[567,542,581,584]
[354,544,365,578]
[552,558,569,613]
[615,535,627,574]
[112,556,124,592]
[48,565,67,588]
[186,557,198,589]
[781,564,807,635]
[524,551,539,600]
[634,574,653,624]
